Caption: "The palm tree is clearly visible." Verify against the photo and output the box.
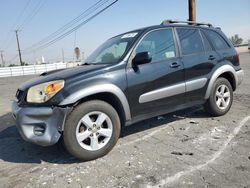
[229,34,243,46]
[74,47,80,61]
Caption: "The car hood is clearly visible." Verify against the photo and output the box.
[19,64,108,91]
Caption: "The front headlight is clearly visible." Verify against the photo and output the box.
[27,80,64,103]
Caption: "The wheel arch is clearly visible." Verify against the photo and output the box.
[76,92,127,127]
[205,65,237,99]
[218,72,236,91]
[59,84,131,123]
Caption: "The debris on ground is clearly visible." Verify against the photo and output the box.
[171,151,194,156]
[189,120,199,124]
[180,137,192,142]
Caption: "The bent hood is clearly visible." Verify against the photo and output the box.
[19,64,107,91]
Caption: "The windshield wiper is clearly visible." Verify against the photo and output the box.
[81,62,111,66]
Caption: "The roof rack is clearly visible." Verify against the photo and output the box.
[161,20,213,27]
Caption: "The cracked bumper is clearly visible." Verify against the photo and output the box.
[12,101,69,146]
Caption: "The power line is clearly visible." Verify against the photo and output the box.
[1,0,47,58]
[18,0,48,30]
[14,0,32,29]
[24,0,109,52]
[0,0,32,50]
[27,0,119,52]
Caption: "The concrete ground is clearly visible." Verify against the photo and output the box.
[0,53,250,188]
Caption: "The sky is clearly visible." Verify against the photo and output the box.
[0,0,249,65]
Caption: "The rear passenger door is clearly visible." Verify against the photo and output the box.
[176,27,218,102]
[202,29,234,65]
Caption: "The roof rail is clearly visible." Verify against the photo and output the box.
[161,20,213,27]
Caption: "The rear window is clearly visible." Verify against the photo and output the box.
[204,30,230,50]
[176,28,204,55]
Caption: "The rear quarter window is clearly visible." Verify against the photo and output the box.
[204,29,230,50]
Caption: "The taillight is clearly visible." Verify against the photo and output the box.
[236,53,240,64]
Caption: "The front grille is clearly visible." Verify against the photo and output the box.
[16,89,24,102]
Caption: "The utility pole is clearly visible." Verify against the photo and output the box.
[188,0,196,22]
[15,30,23,66]
[0,50,5,67]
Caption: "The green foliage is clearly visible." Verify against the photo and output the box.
[9,64,17,67]
[229,34,243,46]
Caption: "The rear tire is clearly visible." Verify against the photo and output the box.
[63,100,121,161]
[204,77,233,116]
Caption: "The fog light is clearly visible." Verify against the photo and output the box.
[33,124,46,136]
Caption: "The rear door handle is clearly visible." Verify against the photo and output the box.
[208,55,216,61]
[170,62,180,68]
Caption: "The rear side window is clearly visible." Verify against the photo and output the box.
[135,29,176,62]
[201,31,212,51]
[204,30,230,50]
[176,28,204,55]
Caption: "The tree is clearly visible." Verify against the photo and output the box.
[74,47,80,61]
[9,64,17,67]
[229,34,243,46]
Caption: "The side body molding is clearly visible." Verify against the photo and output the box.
[59,84,131,120]
[139,83,185,103]
[205,64,238,99]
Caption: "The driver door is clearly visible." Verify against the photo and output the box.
[126,28,185,120]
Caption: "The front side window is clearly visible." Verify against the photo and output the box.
[84,31,140,65]
[204,30,230,50]
[177,28,204,55]
[135,29,176,62]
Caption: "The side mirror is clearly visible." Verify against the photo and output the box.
[132,52,152,66]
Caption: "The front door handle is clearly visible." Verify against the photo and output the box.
[170,62,180,68]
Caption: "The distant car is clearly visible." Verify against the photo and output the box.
[12,20,244,161]
[248,43,250,52]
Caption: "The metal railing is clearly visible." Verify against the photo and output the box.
[0,62,78,78]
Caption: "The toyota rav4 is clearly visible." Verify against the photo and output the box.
[12,20,244,161]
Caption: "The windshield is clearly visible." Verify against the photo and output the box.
[83,32,139,65]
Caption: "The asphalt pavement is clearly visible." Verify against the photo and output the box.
[0,53,250,188]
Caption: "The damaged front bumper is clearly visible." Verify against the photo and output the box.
[12,101,70,146]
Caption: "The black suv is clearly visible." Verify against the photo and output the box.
[12,20,244,161]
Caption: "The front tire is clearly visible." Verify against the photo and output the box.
[205,77,233,116]
[63,100,121,161]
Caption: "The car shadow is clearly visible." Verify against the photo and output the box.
[0,105,209,164]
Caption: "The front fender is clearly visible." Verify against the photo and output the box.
[59,84,131,121]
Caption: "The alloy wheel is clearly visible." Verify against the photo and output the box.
[75,111,113,151]
[215,84,231,110]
